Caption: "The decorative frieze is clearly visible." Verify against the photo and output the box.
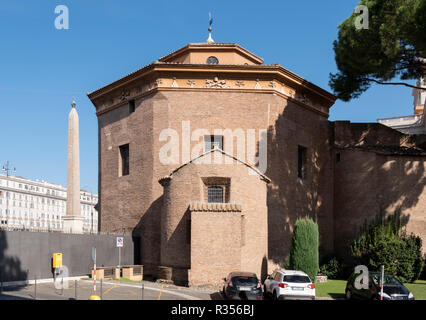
[154,78,163,88]
[119,89,130,101]
[254,79,261,89]
[287,87,296,98]
[235,80,245,87]
[297,93,310,104]
[171,77,179,88]
[96,76,317,114]
[206,77,227,88]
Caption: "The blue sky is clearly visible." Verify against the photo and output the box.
[0,0,418,193]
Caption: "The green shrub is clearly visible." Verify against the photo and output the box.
[319,256,342,279]
[289,217,319,281]
[420,260,426,280]
[351,212,423,283]
[398,235,424,283]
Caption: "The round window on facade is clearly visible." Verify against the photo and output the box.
[206,56,219,65]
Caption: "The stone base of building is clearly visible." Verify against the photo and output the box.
[62,216,85,234]
[157,265,191,286]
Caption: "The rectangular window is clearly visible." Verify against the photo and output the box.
[207,186,224,203]
[298,145,307,179]
[204,135,223,152]
[129,100,135,113]
[119,144,130,176]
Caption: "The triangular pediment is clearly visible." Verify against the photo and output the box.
[158,43,264,65]
[158,148,271,185]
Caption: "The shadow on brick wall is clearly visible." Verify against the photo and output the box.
[259,101,330,268]
[133,196,163,280]
[257,98,425,267]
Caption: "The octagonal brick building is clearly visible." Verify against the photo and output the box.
[88,41,426,285]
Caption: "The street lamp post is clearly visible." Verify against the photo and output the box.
[2,161,16,228]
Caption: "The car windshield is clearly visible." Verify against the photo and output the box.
[371,274,401,286]
[232,276,258,285]
[283,275,311,283]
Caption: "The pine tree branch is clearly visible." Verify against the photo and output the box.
[363,78,426,90]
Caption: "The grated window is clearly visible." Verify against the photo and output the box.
[207,186,223,203]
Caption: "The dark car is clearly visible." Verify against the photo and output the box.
[345,272,415,300]
[222,272,263,300]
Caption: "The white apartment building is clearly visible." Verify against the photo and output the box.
[0,173,98,233]
[378,78,426,134]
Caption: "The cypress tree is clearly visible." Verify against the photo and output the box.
[289,217,319,281]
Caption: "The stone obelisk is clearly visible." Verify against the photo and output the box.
[63,99,84,233]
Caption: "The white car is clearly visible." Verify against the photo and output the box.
[263,269,315,300]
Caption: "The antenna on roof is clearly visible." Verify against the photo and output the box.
[206,12,214,44]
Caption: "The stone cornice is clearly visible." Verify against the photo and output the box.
[88,63,336,109]
[95,84,330,118]
[91,68,334,118]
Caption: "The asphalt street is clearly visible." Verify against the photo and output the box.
[0,279,217,300]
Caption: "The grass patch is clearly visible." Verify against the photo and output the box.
[403,280,426,300]
[315,280,346,299]
[315,279,426,300]
[117,277,141,283]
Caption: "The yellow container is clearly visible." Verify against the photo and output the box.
[52,253,63,268]
[89,295,101,300]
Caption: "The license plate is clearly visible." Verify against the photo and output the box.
[239,286,251,291]
[292,287,304,291]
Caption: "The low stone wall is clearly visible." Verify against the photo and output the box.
[122,265,143,281]
[91,267,120,280]
[315,275,328,283]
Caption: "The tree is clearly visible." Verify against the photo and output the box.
[351,211,424,283]
[330,0,426,101]
[289,218,319,281]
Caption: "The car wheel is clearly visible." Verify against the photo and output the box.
[345,289,352,300]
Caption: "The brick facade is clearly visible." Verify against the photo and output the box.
[88,43,426,285]
[158,151,269,285]
[332,121,426,260]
